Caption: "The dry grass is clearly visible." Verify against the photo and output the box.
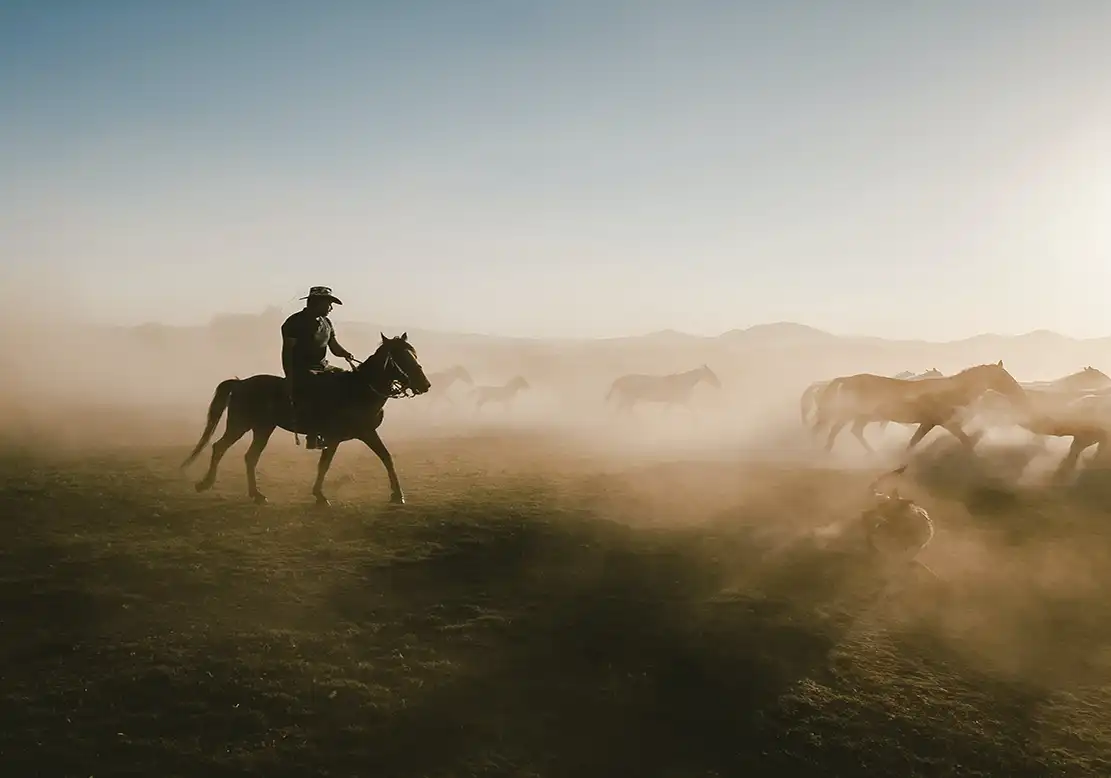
[3,424,1111,777]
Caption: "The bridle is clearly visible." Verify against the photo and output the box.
[348,348,421,400]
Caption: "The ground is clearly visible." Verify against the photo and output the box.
[3,420,1111,777]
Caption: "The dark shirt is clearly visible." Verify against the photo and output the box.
[281,309,334,374]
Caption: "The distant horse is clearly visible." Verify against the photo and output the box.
[800,368,941,427]
[1020,366,1111,394]
[422,365,474,408]
[473,376,531,412]
[604,364,722,412]
[181,333,431,506]
[812,361,1028,454]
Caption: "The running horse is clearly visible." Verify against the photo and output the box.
[473,375,531,412]
[800,368,942,427]
[604,364,722,412]
[812,361,1028,453]
[422,365,475,408]
[968,367,1111,478]
[181,333,432,506]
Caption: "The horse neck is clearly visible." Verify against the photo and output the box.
[677,368,705,386]
[936,369,997,400]
[355,350,392,389]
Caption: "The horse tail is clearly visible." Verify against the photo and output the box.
[812,377,845,433]
[800,382,821,425]
[180,378,239,469]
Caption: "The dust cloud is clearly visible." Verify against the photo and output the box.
[6,306,1111,698]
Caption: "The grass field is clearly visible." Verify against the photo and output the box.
[4,417,1111,777]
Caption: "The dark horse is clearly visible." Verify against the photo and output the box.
[181,333,432,506]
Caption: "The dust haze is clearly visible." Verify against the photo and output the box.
[7,303,1111,772]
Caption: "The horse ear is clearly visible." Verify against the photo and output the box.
[381,332,388,344]
[401,332,408,342]
[997,360,1003,367]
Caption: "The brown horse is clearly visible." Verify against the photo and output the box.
[812,361,1028,453]
[1020,366,1111,394]
[422,365,475,408]
[800,368,941,427]
[973,380,1111,480]
[604,364,721,412]
[181,333,431,506]
[966,366,1111,470]
[473,376,531,412]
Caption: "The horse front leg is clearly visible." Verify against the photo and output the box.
[244,425,276,504]
[312,443,340,508]
[939,419,975,449]
[361,430,405,504]
[906,422,936,451]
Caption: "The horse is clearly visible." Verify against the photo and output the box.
[812,361,1028,454]
[473,376,531,412]
[964,367,1111,466]
[973,382,1111,480]
[180,333,431,507]
[422,365,474,408]
[604,364,721,412]
[800,368,941,427]
[1020,366,1111,394]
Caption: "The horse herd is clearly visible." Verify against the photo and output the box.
[180,333,1111,506]
[801,362,1111,477]
[424,363,723,413]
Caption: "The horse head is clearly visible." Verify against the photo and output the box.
[354,332,432,397]
[699,364,723,389]
[964,361,1029,412]
[509,375,531,391]
[452,365,475,385]
[1075,365,1111,390]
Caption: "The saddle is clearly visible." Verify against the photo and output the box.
[288,366,349,448]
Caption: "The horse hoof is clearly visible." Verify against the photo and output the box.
[194,481,212,493]
[389,493,406,505]
[252,493,268,505]
[314,496,331,509]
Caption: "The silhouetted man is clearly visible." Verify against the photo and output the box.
[281,286,356,450]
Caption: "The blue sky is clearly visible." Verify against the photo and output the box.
[3,1,1111,338]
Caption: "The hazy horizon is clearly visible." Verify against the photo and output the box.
[4,2,1111,341]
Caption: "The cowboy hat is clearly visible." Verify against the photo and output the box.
[300,286,343,305]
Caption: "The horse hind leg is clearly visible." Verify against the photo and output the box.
[1053,435,1095,483]
[849,419,875,454]
[824,420,848,452]
[244,425,277,504]
[195,415,252,493]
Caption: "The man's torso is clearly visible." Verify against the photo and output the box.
[282,309,334,374]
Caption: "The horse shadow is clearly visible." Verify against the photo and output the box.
[321,504,873,777]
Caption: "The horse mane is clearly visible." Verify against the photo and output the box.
[952,361,1004,377]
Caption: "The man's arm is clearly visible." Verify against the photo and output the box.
[282,337,298,378]
[328,332,354,361]
[280,318,300,378]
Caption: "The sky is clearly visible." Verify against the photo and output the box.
[2,1,1111,340]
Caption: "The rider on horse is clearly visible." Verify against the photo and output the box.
[281,286,357,450]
